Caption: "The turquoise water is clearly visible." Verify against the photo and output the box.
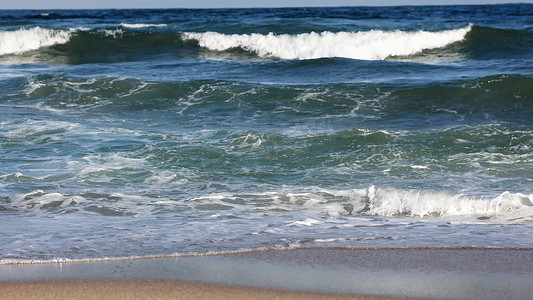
[0,5,532,262]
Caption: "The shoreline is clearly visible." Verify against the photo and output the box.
[2,246,531,265]
[1,248,532,299]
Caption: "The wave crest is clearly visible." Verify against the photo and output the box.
[367,186,533,219]
[0,27,72,56]
[182,25,472,60]
[120,23,167,28]
[2,185,532,222]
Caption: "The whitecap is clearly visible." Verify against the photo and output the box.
[366,186,533,220]
[289,218,322,226]
[182,25,472,61]
[10,190,85,211]
[0,27,71,55]
[120,23,167,28]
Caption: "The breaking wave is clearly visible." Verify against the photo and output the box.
[3,24,533,64]
[366,186,533,220]
[278,187,533,221]
[0,27,71,55]
[120,23,167,28]
[2,184,532,222]
[183,25,472,60]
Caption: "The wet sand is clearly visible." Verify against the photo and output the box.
[0,280,396,300]
[1,248,532,300]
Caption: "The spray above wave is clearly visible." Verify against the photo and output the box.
[0,27,71,56]
[183,25,472,60]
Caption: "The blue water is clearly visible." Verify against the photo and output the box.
[0,4,532,262]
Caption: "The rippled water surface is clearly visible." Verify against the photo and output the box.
[1,4,532,263]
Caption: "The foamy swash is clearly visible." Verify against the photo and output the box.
[5,184,532,221]
[183,25,472,60]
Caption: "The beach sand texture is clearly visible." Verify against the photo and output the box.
[0,280,396,300]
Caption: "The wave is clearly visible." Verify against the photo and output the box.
[2,25,533,64]
[182,25,473,60]
[0,27,71,56]
[366,187,533,219]
[185,25,533,62]
[120,23,167,28]
[0,28,185,64]
[2,186,531,221]
[460,25,533,60]
[384,74,533,125]
[10,74,532,121]
[185,188,533,221]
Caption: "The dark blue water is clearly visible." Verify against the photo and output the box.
[1,5,532,263]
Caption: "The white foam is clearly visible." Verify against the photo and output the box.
[235,132,264,148]
[0,27,71,55]
[99,28,123,38]
[0,119,80,139]
[290,218,322,226]
[0,247,309,265]
[410,165,429,170]
[120,23,167,28]
[367,186,533,220]
[252,187,533,221]
[175,186,533,221]
[10,190,85,211]
[0,172,23,179]
[74,154,146,178]
[145,171,178,184]
[182,25,472,61]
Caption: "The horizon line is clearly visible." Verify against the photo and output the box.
[0,2,530,10]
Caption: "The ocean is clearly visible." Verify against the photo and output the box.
[0,4,532,263]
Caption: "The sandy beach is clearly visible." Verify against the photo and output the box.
[1,248,532,300]
[0,280,397,300]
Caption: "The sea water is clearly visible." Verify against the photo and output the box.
[0,5,532,263]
